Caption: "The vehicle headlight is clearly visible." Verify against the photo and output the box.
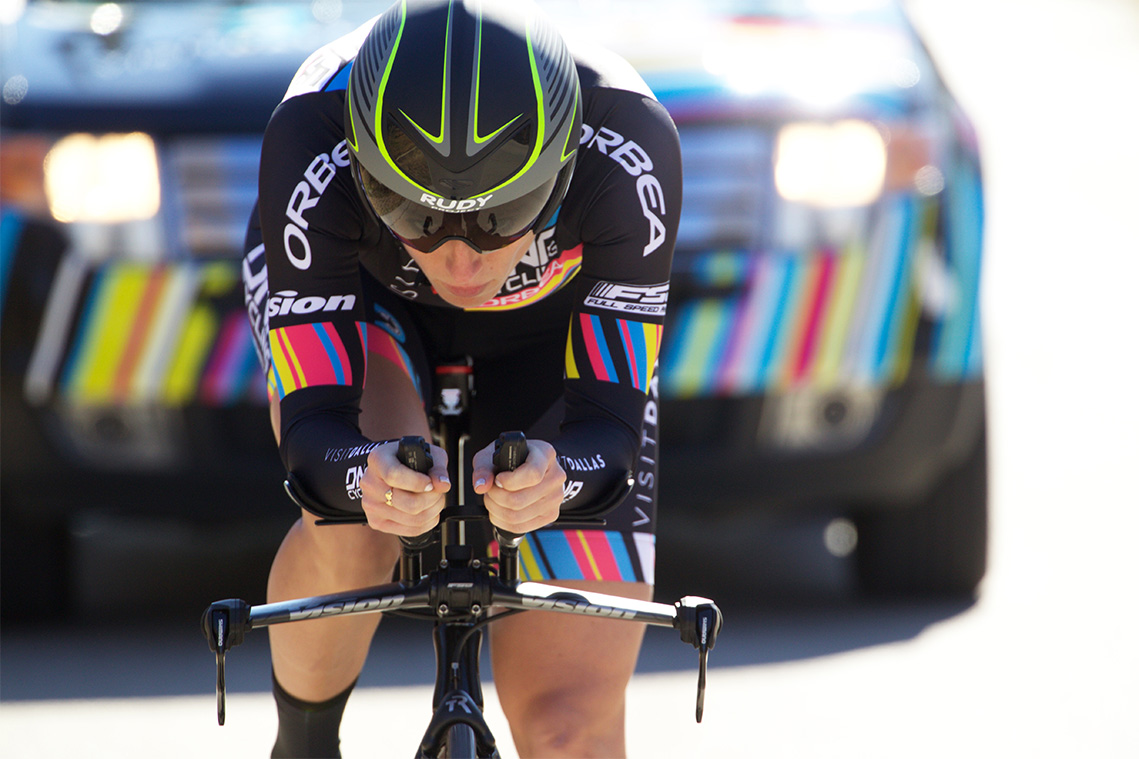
[774,120,887,208]
[44,132,160,223]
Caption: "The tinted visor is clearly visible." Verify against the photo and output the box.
[354,161,556,253]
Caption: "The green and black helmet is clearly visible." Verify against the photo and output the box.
[345,0,582,253]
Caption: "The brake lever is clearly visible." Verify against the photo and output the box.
[673,596,723,723]
[202,599,251,726]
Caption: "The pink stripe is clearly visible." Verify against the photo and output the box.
[366,324,414,381]
[277,333,303,390]
[719,255,765,391]
[582,531,623,581]
[792,251,836,381]
[286,324,343,386]
[200,312,246,404]
[325,323,353,381]
[357,321,367,372]
[617,320,640,389]
[564,531,596,579]
[579,315,613,382]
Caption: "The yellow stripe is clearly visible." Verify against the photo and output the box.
[891,289,922,386]
[642,322,662,388]
[815,244,865,389]
[278,328,309,390]
[672,301,724,397]
[519,538,545,581]
[199,261,238,296]
[891,202,940,386]
[564,329,579,380]
[163,305,216,405]
[268,331,296,396]
[575,530,603,580]
[73,266,150,402]
[135,267,196,401]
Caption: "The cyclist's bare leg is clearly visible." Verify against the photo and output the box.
[490,579,652,759]
[266,358,428,703]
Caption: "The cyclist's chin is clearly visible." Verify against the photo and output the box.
[434,280,499,308]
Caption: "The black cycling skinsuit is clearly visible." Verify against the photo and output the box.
[242,21,680,584]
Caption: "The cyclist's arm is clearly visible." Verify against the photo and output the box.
[257,92,383,519]
[547,83,682,515]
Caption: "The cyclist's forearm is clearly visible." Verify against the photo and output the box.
[549,417,640,516]
[279,411,380,518]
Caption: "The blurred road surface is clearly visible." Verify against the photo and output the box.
[3,0,1139,756]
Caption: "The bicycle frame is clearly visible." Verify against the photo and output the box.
[204,359,722,758]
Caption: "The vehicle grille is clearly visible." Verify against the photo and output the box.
[164,136,263,257]
[674,123,773,251]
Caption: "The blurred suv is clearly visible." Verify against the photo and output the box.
[1,0,985,617]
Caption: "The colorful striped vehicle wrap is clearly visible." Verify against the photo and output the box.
[660,190,983,399]
[25,260,264,407]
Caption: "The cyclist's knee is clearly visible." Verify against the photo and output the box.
[509,690,626,758]
[290,513,401,577]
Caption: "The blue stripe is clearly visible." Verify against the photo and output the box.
[588,314,619,383]
[605,532,637,582]
[518,535,551,581]
[738,257,783,392]
[269,345,286,398]
[395,339,424,400]
[873,197,916,378]
[0,210,24,317]
[706,297,739,392]
[660,302,695,391]
[324,62,352,92]
[60,266,107,394]
[758,254,797,383]
[621,320,647,390]
[534,532,585,581]
[543,206,561,230]
[933,160,985,380]
[312,323,346,385]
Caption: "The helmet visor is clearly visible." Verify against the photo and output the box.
[354,161,556,254]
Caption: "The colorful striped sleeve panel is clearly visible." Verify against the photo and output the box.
[491,530,656,585]
[364,321,422,400]
[566,314,664,394]
[268,321,358,398]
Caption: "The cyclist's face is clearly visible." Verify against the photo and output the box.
[404,233,535,308]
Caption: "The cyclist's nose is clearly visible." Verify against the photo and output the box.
[437,240,484,276]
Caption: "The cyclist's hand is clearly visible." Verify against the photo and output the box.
[360,441,451,536]
[472,439,565,534]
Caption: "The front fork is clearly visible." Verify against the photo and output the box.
[417,619,499,758]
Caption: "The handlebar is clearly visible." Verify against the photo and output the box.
[203,575,722,726]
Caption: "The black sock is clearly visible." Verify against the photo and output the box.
[270,672,357,759]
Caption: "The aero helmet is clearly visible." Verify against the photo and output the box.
[345,0,582,252]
